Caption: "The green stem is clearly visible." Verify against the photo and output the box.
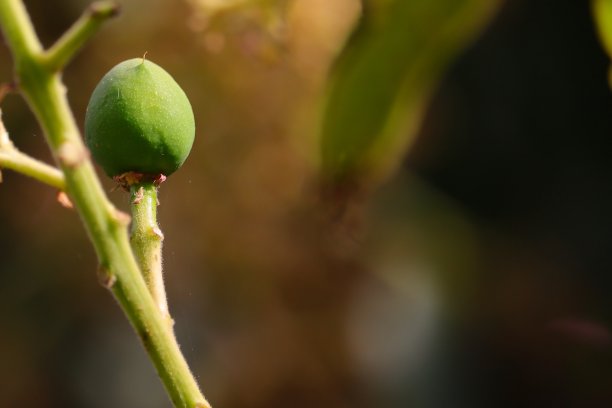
[130,182,170,322]
[0,147,66,189]
[0,110,66,189]
[41,1,120,71]
[0,1,210,407]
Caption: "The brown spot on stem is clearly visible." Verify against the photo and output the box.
[132,186,144,204]
[97,264,116,288]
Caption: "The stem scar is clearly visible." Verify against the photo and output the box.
[132,186,144,204]
[57,141,89,168]
[97,264,116,288]
[152,226,164,240]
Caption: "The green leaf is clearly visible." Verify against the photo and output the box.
[593,0,612,58]
[592,0,612,87]
[319,0,500,186]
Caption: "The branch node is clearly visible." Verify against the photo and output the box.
[0,108,10,147]
[113,171,166,191]
[113,208,132,226]
[57,141,88,168]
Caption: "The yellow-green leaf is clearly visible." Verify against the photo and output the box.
[319,0,500,187]
[593,0,612,58]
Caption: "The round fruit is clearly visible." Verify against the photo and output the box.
[85,58,195,178]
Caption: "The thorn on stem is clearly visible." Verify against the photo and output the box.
[113,208,132,226]
[57,191,74,209]
[152,226,165,240]
[97,264,117,288]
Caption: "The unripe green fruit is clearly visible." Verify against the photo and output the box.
[85,58,195,178]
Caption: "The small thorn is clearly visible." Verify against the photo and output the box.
[114,208,131,226]
[57,191,74,209]
[152,226,165,240]
[97,264,117,288]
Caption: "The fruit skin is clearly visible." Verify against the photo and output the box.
[85,58,195,177]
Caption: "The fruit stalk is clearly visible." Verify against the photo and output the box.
[0,1,210,407]
[130,181,170,322]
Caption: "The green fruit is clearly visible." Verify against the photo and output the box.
[85,58,195,178]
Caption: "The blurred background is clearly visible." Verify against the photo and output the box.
[2,0,612,407]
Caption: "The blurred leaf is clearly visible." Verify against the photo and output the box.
[593,0,612,56]
[188,0,252,16]
[592,0,612,85]
[187,0,289,34]
[319,0,500,187]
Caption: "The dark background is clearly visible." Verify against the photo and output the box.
[2,0,612,407]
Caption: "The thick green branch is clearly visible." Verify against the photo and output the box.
[130,181,170,322]
[0,1,210,407]
[0,0,41,59]
[42,1,120,71]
